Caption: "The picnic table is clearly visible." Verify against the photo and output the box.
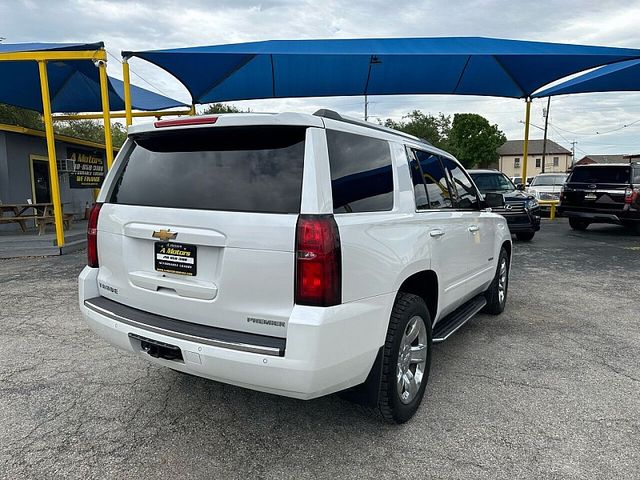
[0,203,73,234]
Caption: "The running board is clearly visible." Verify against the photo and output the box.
[432,295,487,343]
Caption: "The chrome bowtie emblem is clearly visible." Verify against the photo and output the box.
[152,229,177,241]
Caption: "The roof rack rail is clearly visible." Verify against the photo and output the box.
[313,109,432,146]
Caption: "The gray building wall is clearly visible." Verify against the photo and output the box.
[0,131,100,232]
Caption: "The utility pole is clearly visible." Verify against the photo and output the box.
[541,97,550,173]
[364,94,368,122]
[570,141,577,167]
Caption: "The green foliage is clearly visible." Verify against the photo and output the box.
[0,103,127,148]
[382,110,505,168]
[383,111,451,150]
[0,103,44,130]
[201,103,245,114]
[448,113,506,168]
[54,119,127,148]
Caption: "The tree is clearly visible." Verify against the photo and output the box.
[382,111,451,150]
[201,103,245,114]
[448,113,506,168]
[54,119,128,148]
[0,103,128,148]
[0,103,44,130]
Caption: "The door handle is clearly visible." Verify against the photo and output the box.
[429,229,446,238]
[468,225,479,233]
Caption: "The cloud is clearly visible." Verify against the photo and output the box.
[1,0,640,154]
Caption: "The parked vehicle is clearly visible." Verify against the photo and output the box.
[559,163,640,232]
[527,173,568,202]
[511,176,533,188]
[79,110,512,423]
[469,170,540,241]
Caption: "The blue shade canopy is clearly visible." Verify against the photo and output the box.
[0,42,186,113]
[123,37,640,103]
[533,58,640,97]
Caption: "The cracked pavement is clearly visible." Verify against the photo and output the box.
[1,219,639,479]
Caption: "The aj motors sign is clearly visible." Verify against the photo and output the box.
[67,148,106,188]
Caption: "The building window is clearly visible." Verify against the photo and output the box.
[536,158,541,168]
[553,156,559,167]
[514,157,520,168]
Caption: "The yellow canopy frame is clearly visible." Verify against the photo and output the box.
[0,49,109,248]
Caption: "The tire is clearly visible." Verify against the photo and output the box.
[483,248,509,315]
[569,217,589,231]
[515,231,535,241]
[379,292,432,424]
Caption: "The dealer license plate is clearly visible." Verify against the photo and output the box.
[154,242,197,276]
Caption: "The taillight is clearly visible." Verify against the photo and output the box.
[295,215,341,307]
[87,203,103,268]
[559,185,565,202]
[625,187,639,205]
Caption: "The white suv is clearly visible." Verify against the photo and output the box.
[79,110,512,423]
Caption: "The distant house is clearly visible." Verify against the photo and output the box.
[574,154,627,167]
[497,139,572,177]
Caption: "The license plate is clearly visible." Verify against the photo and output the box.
[154,242,197,276]
[584,193,597,200]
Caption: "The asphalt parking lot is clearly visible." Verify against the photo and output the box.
[1,218,639,479]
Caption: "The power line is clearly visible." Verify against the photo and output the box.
[549,119,640,136]
[106,51,173,98]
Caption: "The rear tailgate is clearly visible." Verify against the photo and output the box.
[95,123,311,339]
[563,165,631,212]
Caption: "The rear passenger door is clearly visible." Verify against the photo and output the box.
[439,156,496,295]
[410,150,473,316]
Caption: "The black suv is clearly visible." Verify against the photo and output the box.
[559,163,640,232]
[469,169,541,241]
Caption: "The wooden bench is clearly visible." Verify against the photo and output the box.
[36,214,74,235]
[0,215,40,232]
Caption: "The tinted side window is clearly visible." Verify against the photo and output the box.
[406,148,429,209]
[414,150,452,209]
[327,130,393,213]
[109,126,306,214]
[440,157,479,209]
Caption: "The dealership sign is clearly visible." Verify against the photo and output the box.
[67,148,106,188]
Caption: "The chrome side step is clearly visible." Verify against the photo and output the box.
[84,297,285,357]
[432,295,487,343]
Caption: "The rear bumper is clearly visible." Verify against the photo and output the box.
[79,267,391,400]
[558,208,640,224]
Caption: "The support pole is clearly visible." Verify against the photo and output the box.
[522,98,532,184]
[189,104,196,116]
[541,96,551,173]
[122,58,133,127]
[38,60,65,248]
[98,60,114,169]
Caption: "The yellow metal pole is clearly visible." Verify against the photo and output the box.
[38,60,65,248]
[189,104,196,116]
[98,60,115,169]
[122,58,133,127]
[522,98,532,184]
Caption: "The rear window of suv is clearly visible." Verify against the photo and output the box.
[109,126,306,214]
[569,166,631,184]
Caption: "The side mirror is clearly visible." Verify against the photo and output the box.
[484,192,505,208]
[516,183,525,191]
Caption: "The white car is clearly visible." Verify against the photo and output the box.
[79,109,512,423]
[527,173,568,201]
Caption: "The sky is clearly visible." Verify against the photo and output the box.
[1,0,640,157]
